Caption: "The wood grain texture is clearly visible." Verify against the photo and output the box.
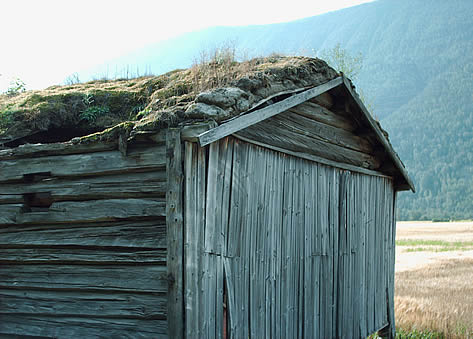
[184,142,207,339]
[0,171,166,202]
[0,140,117,160]
[0,220,166,248]
[289,101,355,131]
[0,248,166,264]
[166,128,184,339]
[0,289,166,318]
[0,145,166,183]
[0,315,168,338]
[0,198,166,225]
[235,113,380,169]
[0,264,167,292]
[198,77,343,146]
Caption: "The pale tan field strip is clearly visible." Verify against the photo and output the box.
[395,221,473,337]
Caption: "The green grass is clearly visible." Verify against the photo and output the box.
[395,328,445,338]
[396,239,473,252]
[367,329,445,338]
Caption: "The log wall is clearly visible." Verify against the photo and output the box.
[184,137,396,338]
[0,137,168,338]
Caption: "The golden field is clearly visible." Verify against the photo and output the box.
[395,221,473,338]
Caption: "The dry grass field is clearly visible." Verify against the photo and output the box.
[395,221,473,338]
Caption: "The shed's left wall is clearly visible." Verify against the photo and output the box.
[0,136,168,338]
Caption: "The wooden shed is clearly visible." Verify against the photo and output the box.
[0,57,413,338]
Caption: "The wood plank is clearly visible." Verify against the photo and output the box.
[204,142,219,253]
[0,264,167,292]
[0,140,117,160]
[0,171,166,202]
[0,289,166,318]
[0,315,167,338]
[181,122,217,142]
[166,128,184,339]
[184,142,199,339]
[341,76,415,192]
[198,77,343,146]
[278,111,373,153]
[289,101,355,131]
[0,220,166,248]
[0,248,166,264]
[0,145,166,183]
[0,198,165,225]
[235,119,380,170]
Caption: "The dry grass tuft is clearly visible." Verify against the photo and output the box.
[395,258,473,338]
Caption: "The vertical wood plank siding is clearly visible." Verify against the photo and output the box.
[0,139,168,338]
[184,136,396,338]
[166,129,184,339]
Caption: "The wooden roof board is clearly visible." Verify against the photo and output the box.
[197,76,415,192]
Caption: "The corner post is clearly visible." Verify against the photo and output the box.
[166,128,184,339]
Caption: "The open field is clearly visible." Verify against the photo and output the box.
[395,221,473,338]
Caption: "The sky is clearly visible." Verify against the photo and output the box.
[0,0,375,92]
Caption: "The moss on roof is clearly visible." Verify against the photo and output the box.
[0,56,339,146]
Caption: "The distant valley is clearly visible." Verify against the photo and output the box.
[79,0,473,220]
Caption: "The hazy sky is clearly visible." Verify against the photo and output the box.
[0,0,374,91]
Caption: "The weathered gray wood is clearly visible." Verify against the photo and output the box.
[204,142,220,253]
[0,198,165,225]
[278,110,373,153]
[0,140,117,160]
[0,248,166,264]
[289,101,355,131]
[0,289,166,318]
[181,122,217,142]
[0,194,23,204]
[0,171,166,202]
[0,220,166,248]
[0,264,167,292]
[198,77,343,146]
[311,92,333,108]
[341,76,415,192]
[235,117,381,170]
[0,315,168,338]
[184,142,200,339]
[233,133,392,187]
[166,128,184,339]
[0,145,166,183]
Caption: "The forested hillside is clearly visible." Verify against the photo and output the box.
[79,0,473,220]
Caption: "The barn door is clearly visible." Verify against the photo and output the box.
[183,137,233,339]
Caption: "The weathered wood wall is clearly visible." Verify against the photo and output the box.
[184,137,396,339]
[234,98,382,174]
[0,136,168,338]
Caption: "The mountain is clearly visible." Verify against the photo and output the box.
[79,0,473,220]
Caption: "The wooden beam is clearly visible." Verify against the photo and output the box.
[0,145,166,183]
[341,76,415,192]
[198,77,343,146]
[0,141,117,160]
[0,198,166,225]
[166,128,184,339]
[0,220,166,248]
[181,122,217,142]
